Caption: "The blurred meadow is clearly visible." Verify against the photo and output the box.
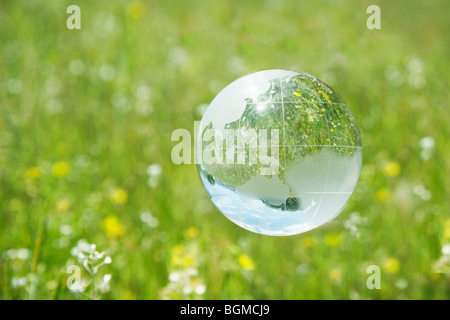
[0,0,449,299]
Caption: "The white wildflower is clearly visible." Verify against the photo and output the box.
[442,244,450,256]
[68,240,113,299]
[419,136,434,161]
[413,184,432,201]
[147,163,162,187]
[141,211,159,228]
[343,212,367,238]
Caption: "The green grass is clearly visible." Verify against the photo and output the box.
[0,0,449,300]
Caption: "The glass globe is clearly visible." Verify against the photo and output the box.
[196,70,362,236]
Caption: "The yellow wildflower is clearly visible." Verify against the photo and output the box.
[300,236,316,249]
[122,290,137,300]
[127,1,146,20]
[25,167,42,180]
[308,115,315,122]
[184,227,200,239]
[325,232,341,247]
[329,268,343,282]
[52,161,70,177]
[375,188,391,203]
[56,199,71,212]
[170,245,195,269]
[179,254,195,268]
[382,257,400,274]
[293,91,301,97]
[443,218,450,239]
[101,215,125,238]
[238,254,255,271]
[109,188,128,205]
[382,161,401,177]
[171,244,184,256]
[428,273,441,281]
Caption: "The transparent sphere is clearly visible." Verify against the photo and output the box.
[196,70,362,236]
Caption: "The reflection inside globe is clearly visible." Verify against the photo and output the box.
[196,69,362,236]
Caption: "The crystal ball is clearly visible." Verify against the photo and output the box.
[196,70,362,236]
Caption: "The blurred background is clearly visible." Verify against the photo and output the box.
[0,0,449,299]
